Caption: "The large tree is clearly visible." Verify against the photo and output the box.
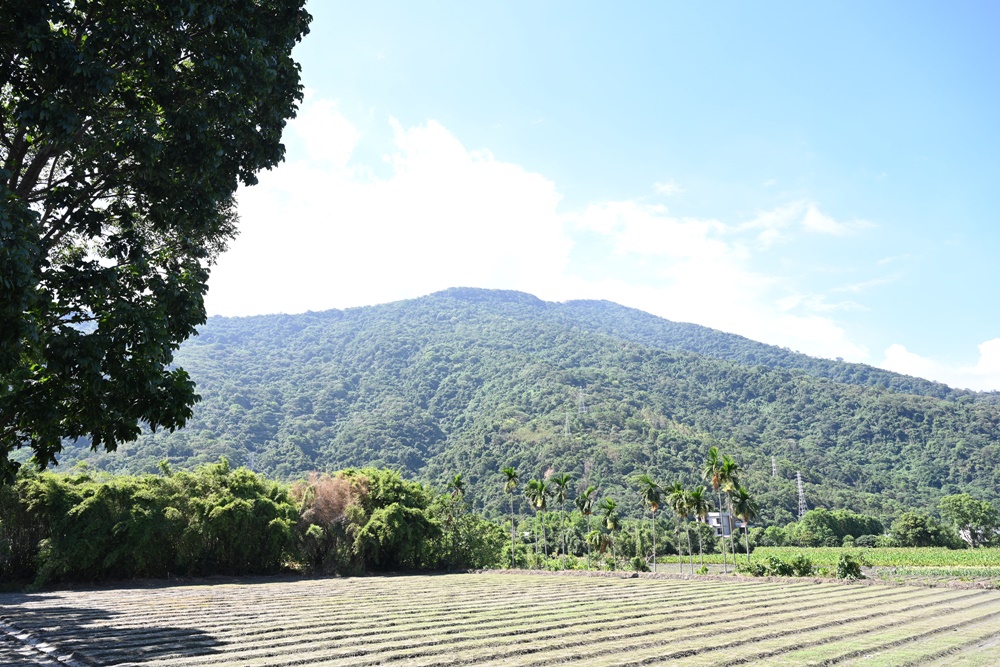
[0,0,311,481]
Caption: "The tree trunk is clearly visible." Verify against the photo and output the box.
[726,495,736,570]
[533,513,539,569]
[744,523,751,561]
[698,520,704,569]
[685,520,694,575]
[541,511,548,559]
[677,524,684,573]
[586,513,592,570]
[561,501,567,569]
[717,492,729,574]
[651,510,657,573]
[509,496,516,569]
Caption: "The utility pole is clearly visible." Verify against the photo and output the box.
[797,471,808,519]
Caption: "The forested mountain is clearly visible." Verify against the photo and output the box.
[52,288,1000,525]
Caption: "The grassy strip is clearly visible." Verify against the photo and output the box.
[125,581,831,667]
[713,593,1000,666]
[337,587,952,667]
[823,606,1000,666]
[549,590,992,667]
[113,582,923,667]
[916,630,1000,667]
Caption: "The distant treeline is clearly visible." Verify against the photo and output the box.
[0,461,504,587]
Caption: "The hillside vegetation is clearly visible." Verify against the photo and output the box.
[52,288,1000,524]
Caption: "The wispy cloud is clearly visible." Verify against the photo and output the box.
[830,274,901,294]
[737,201,874,248]
[880,340,1000,391]
[654,180,684,196]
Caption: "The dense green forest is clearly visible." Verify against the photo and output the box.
[47,288,1000,526]
[0,463,503,586]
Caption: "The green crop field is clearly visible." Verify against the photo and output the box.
[661,547,1000,568]
[2,573,1000,666]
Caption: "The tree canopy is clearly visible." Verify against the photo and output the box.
[0,0,311,481]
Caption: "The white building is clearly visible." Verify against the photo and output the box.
[706,512,741,537]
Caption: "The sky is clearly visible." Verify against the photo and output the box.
[206,1,1000,391]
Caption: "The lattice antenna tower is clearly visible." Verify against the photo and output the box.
[772,456,777,478]
[796,471,808,519]
[577,389,587,415]
[564,411,570,437]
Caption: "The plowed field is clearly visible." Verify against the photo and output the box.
[2,573,1000,666]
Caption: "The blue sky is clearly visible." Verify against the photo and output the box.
[207,1,1000,390]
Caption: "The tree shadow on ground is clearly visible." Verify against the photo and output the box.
[0,594,223,665]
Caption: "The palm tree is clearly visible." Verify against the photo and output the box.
[448,473,466,498]
[687,485,710,570]
[502,467,519,568]
[731,485,758,561]
[586,529,611,566]
[720,455,741,568]
[636,474,662,573]
[600,497,620,567]
[551,473,573,569]
[667,482,691,574]
[525,479,551,564]
[575,485,597,570]
[702,446,729,574]
[445,473,467,566]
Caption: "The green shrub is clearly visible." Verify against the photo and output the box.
[854,534,878,548]
[736,560,767,577]
[630,556,649,572]
[763,555,793,577]
[789,554,815,577]
[837,553,864,580]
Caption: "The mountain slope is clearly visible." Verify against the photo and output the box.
[53,288,1000,523]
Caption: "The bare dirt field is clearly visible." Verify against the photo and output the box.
[2,572,1000,666]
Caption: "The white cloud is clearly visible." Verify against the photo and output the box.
[802,204,872,236]
[830,274,900,294]
[880,340,1000,391]
[654,180,684,196]
[207,97,873,364]
[566,200,867,361]
[739,201,874,247]
[208,103,569,316]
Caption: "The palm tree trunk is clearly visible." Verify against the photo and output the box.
[676,524,683,573]
[541,511,548,560]
[586,513,592,570]
[533,513,539,569]
[509,496,516,569]
[685,520,694,575]
[561,502,567,570]
[717,492,729,574]
[698,520,704,569]
[651,510,657,573]
[726,495,736,570]
[744,523,751,561]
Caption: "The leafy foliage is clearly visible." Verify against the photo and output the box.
[1,463,505,585]
[1,460,297,585]
[50,288,1000,523]
[0,0,311,481]
[836,553,865,580]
